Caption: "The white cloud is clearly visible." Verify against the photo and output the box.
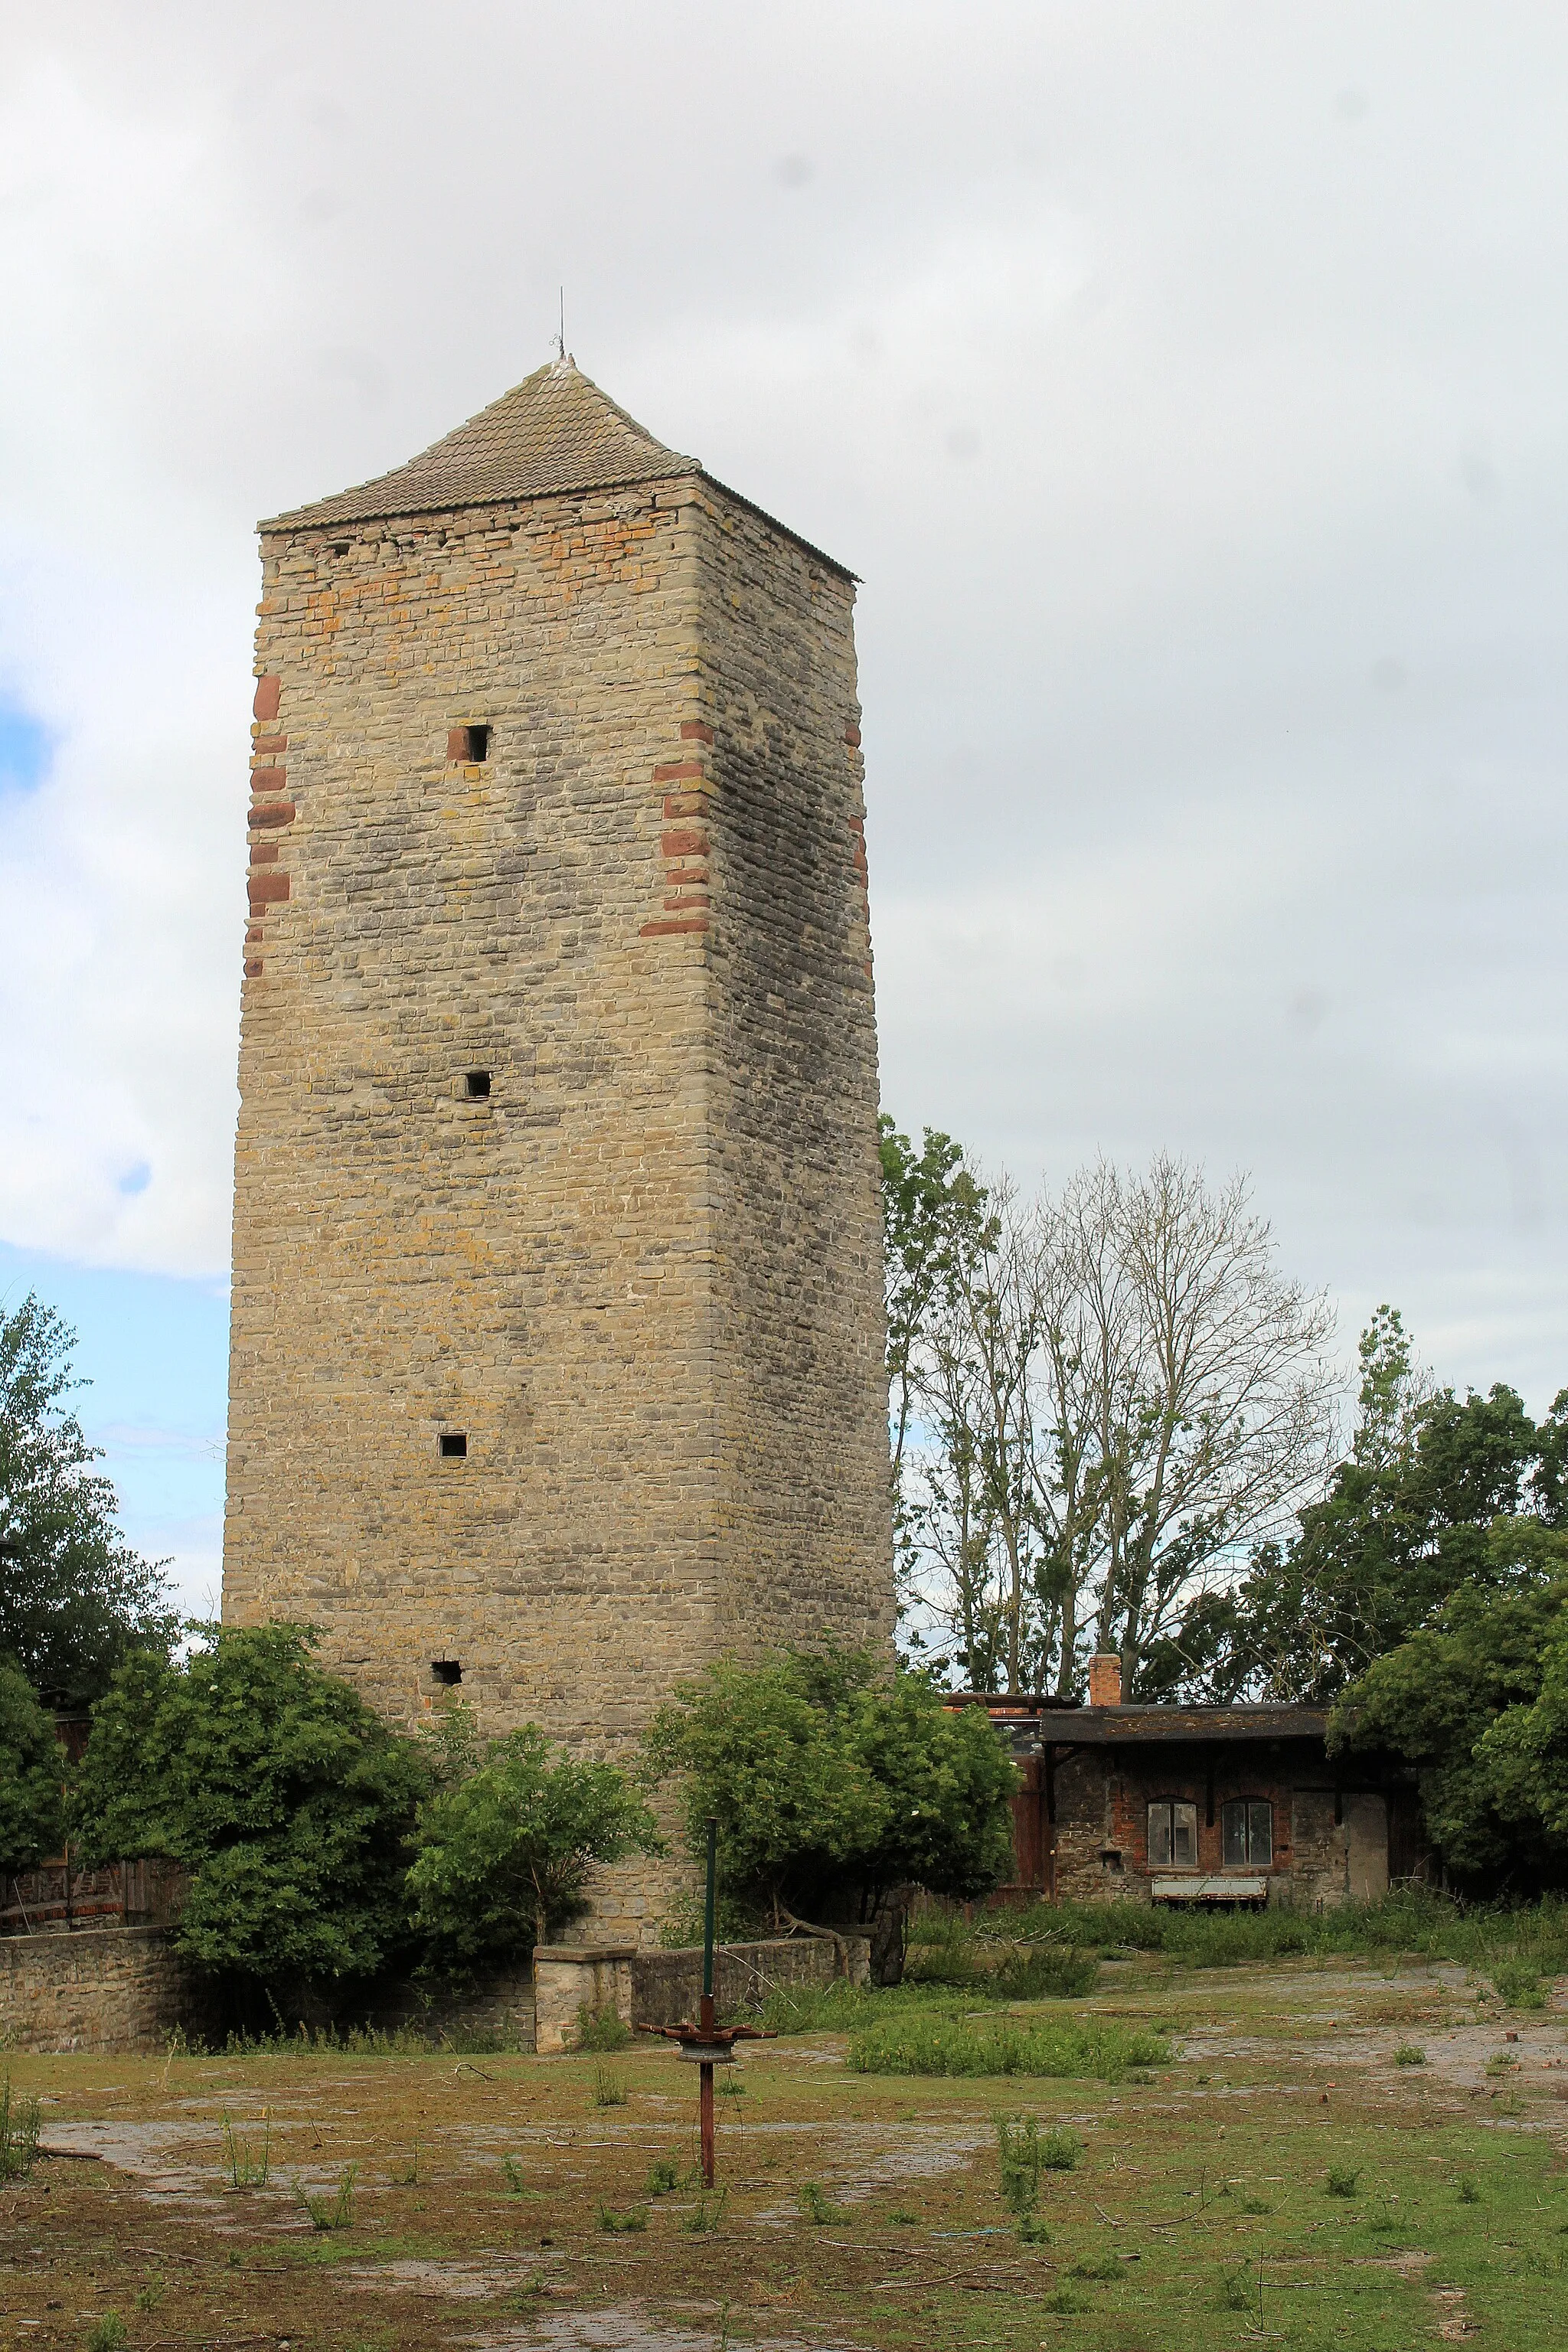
[1,2,1566,1406]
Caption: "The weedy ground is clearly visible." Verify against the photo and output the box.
[2,1937,1566,2351]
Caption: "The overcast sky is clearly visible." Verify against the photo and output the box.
[2,3,1566,1609]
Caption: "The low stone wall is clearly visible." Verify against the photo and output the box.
[630,1934,870,2030]
[0,1927,194,2054]
[366,1968,537,2051]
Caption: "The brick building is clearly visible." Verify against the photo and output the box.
[221,357,897,1939]
[961,1658,1419,1909]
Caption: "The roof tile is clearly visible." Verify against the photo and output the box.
[262,358,697,531]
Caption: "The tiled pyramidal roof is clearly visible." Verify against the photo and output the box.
[263,358,700,531]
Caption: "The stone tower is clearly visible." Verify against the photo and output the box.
[222,358,895,1920]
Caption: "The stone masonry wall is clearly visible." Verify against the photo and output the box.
[224,471,894,1941]
[694,492,895,1651]
[0,1929,194,2055]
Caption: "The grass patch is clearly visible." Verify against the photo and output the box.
[590,2063,628,2107]
[1068,2249,1125,2279]
[1393,2043,1426,2066]
[86,2319,128,2352]
[848,2014,1168,2081]
[798,2180,851,2225]
[1326,2165,1360,2197]
[597,2203,648,2233]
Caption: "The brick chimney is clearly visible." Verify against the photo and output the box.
[1087,1652,1123,1707]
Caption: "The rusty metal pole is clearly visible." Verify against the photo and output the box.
[699,1815,717,2187]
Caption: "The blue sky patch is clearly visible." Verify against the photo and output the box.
[0,698,53,796]
[117,1161,152,1197]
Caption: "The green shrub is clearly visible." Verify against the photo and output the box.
[597,2203,648,2233]
[1037,2125,1083,2171]
[1393,2044,1426,2066]
[1457,2175,1481,2203]
[86,2319,128,2352]
[574,2004,632,2052]
[1493,1961,1547,2009]
[645,2156,684,2196]
[995,2115,1042,2226]
[1326,2166,1360,2198]
[849,2015,1168,2081]
[798,2180,850,2226]
[1041,2285,1091,2314]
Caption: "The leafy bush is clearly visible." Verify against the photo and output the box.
[798,2180,850,2225]
[1393,2044,1426,2066]
[574,2004,632,2052]
[597,2203,648,2233]
[407,1724,660,1969]
[591,2063,628,2107]
[72,1625,429,2006]
[1326,2166,1360,2197]
[1492,1961,1547,2008]
[643,1648,1019,1926]
[848,2014,1168,2080]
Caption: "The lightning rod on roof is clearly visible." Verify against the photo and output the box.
[557,287,566,362]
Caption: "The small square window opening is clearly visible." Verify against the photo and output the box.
[1222,1798,1273,1868]
[446,724,490,763]
[431,1659,462,1686]
[1148,1798,1199,1870]
[464,1070,492,1101]
[439,1432,468,1458]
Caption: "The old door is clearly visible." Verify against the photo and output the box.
[1344,1794,1389,1902]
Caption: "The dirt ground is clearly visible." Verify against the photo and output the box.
[3,1955,1566,2352]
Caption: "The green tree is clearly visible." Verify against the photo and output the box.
[0,1657,65,1874]
[71,1624,429,2004]
[406,1725,662,1971]
[878,1118,991,1501]
[0,1294,175,1705]
[1195,1308,1556,1704]
[1329,1525,1568,1888]
[643,1648,1018,1936]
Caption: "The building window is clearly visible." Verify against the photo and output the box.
[1148,1799,1199,1870]
[431,1659,462,1686]
[464,1070,492,1101]
[439,1432,468,1458]
[1222,1798,1273,1867]
[446,724,490,763]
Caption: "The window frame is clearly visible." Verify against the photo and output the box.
[1147,1796,1200,1872]
[1220,1796,1274,1870]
